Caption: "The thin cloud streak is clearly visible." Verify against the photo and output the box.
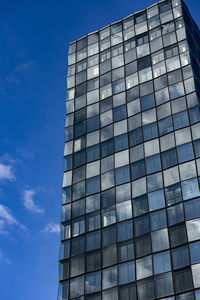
[0,204,26,235]
[0,163,15,181]
[42,223,60,234]
[22,189,44,214]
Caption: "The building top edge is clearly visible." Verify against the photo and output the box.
[68,0,181,45]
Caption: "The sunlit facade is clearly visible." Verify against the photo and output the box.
[58,0,200,299]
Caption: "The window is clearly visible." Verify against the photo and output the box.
[135,234,151,257]
[151,228,169,252]
[117,220,133,241]
[71,236,85,256]
[133,194,148,217]
[116,183,131,203]
[167,203,184,226]
[187,219,200,242]
[153,250,171,274]
[117,201,132,221]
[141,93,155,111]
[72,217,85,237]
[150,209,167,231]
[173,111,189,130]
[162,148,178,169]
[143,122,158,141]
[136,255,152,280]
[102,266,117,289]
[102,206,116,227]
[169,223,187,247]
[174,268,193,293]
[70,275,84,298]
[85,271,101,294]
[134,214,149,237]
[119,261,135,284]
[101,170,115,190]
[145,154,162,174]
[131,159,145,180]
[86,212,100,232]
[177,142,194,163]
[102,288,118,300]
[172,245,190,269]
[137,277,155,300]
[155,272,174,298]
[148,189,165,211]
[119,284,137,300]
[189,241,200,264]
[103,244,117,267]
[70,255,84,277]
[182,178,200,201]
[118,240,134,262]
[102,225,116,246]
[86,230,101,251]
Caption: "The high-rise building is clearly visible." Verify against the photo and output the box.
[58,0,200,299]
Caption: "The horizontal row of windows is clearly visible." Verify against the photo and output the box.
[68,31,187,87]
[68,18,185,73]
[59,282,200,300]
[64,120,200,176]
[67,66,193,119]
[63,150,200,197]
[61,196,200,239]
[58,263,200,299]
[60,238,200,275]
[68,1,181,56]
[68,21,187,78]
[68,51,189,92]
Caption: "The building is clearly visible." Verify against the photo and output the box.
[58,0,200,299]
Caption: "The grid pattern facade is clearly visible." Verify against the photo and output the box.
[58,0,200,299]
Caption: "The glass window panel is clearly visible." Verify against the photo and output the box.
[169,223,187,247]
[116,200,132,221]
[182,178,200,200]
[172,245,190,269]
[187,218,200,242]
[148,190,165,211]
[136,255,152,280]
[133,194,148,217]
[174,268,193,293]
[167,203,184,226]
[85,271,101,294]
[189,241,200,264]
[151,228,169,252]
[102,266,117,289]
[134,214,149,237]
[70,275,84,298]
[153,251,171,274]
[103,244,117,268]
[118,261,135,284]
[118,240,134,262]
[192,264,200,288]
[155,272,174,298]
[117,220,133,242]
[150,209,167,231]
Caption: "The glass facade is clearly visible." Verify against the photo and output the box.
[58,0,200,299]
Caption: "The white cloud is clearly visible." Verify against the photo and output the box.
[0,204,26,234]
[0,163,15,181]
[22,189,44,214]
[42,223,60,234]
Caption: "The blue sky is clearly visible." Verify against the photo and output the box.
[0,0,199,299]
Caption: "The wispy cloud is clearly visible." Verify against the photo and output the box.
[5,60,35,86]
[0,163,15,181]
[42,223,60,234]
[0,204,26,235]
[0,154,18,181]
[0,249,11,265]
[22,189,44,214]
